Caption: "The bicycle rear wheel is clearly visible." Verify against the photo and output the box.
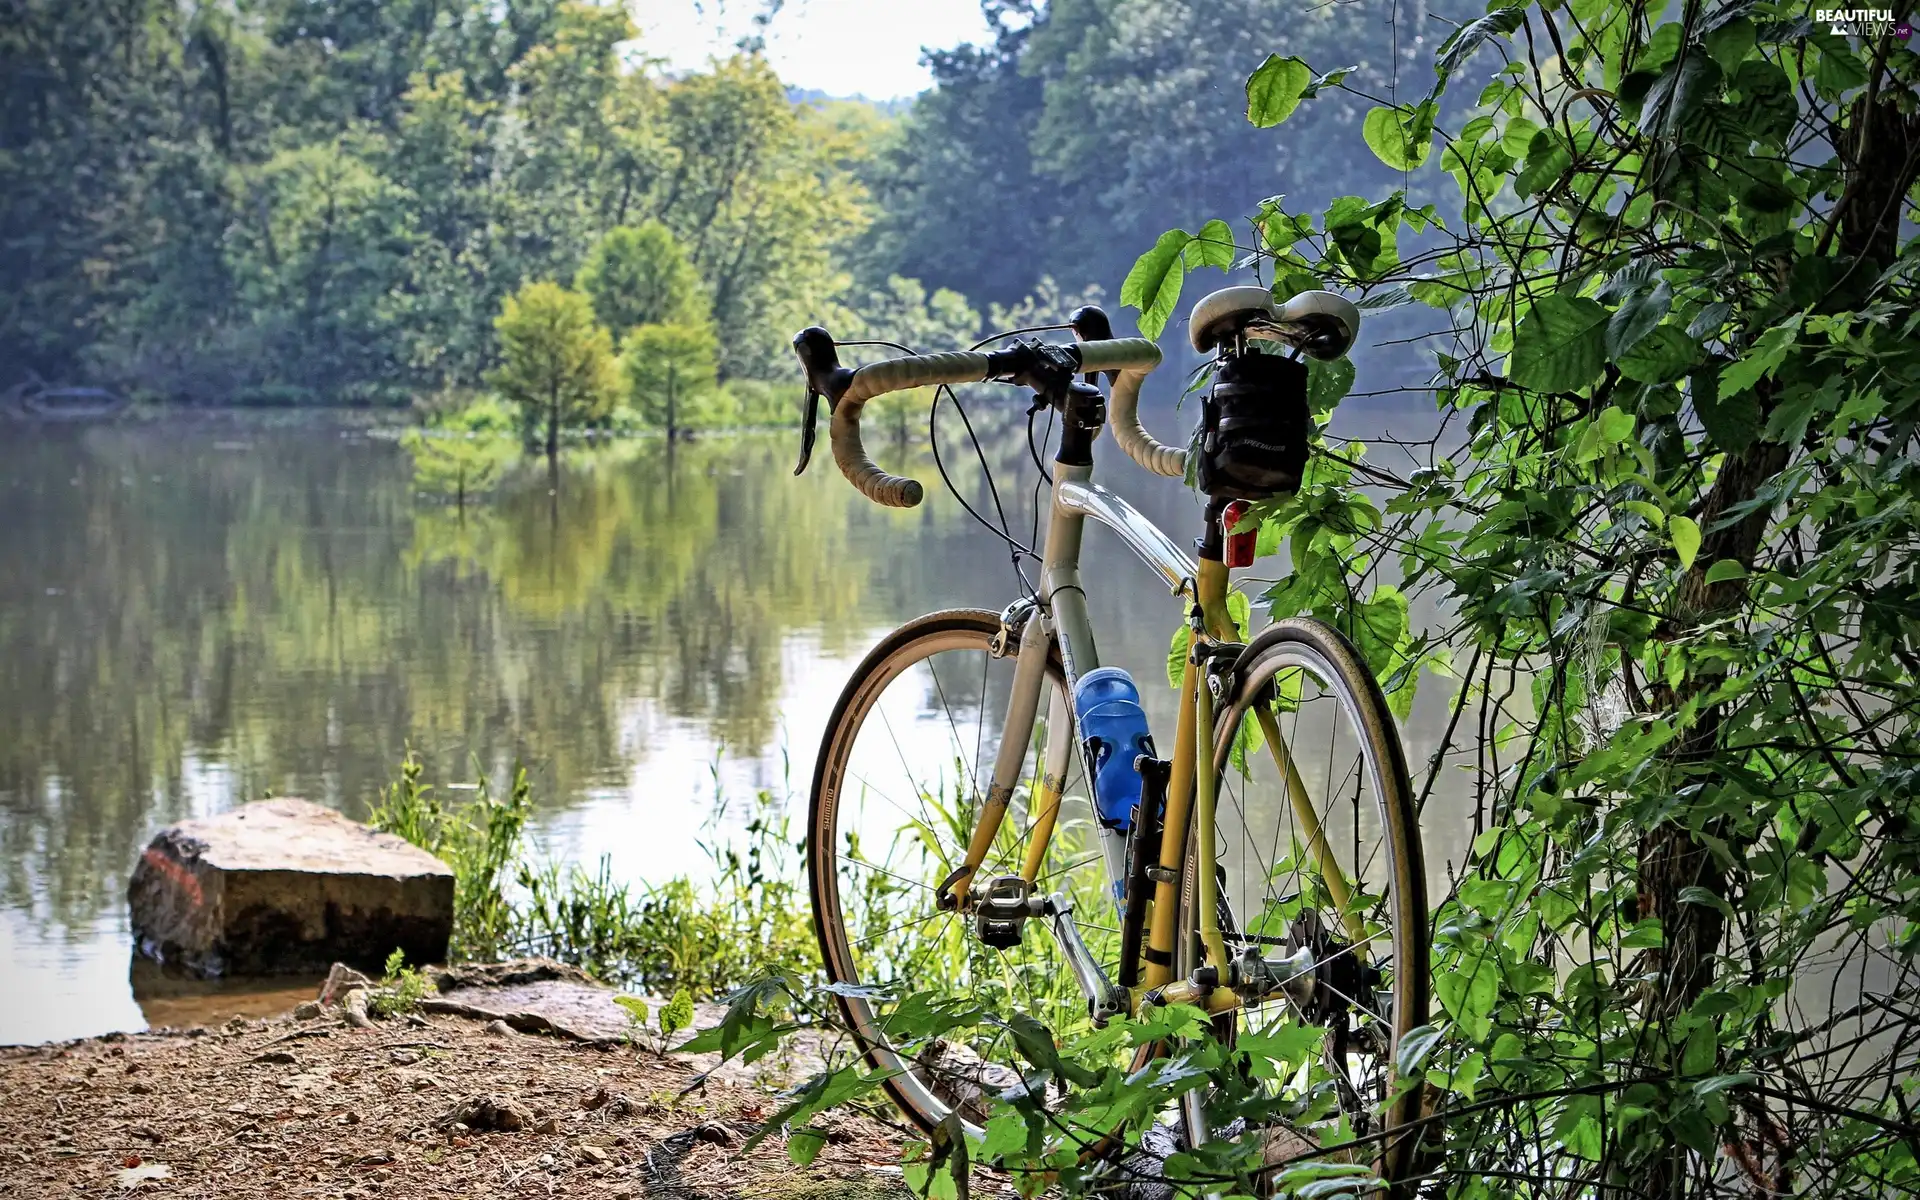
[807,609,1118,1134]
[1178,617,1430,1186]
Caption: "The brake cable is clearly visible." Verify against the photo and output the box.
[928,382,1037,596]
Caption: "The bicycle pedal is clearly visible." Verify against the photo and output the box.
[974,875,1037,950]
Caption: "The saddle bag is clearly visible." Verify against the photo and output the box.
[1195,351,1311,501]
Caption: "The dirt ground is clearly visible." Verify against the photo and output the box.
[0,1006,915,1200]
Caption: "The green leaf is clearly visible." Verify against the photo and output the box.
[787,1130,826,1165]
[1572,406,1637,464]
[1811,33,1869,94]
[1679,883,1738,921]
[661,987,694,1038]
[1121,229,1195,340]
[1620,499,1665,528]
[1362,102,1437,171]
[1500,116,1540,157]
[1306,356,1354,415]
[1623,917,1666,948]
[1617,325,1700,384]
[1168,623,1191,689]
[1681,1023,1718,1076]
[1226,588,1253,640]
[1246,55,1313,128]
[1606,280,1671,357]
[1703,16,1755,72]
[1301,65,1357,98]
[1670,515,1701,569]
[1428,1050,1486,1101]
[1509,295,1609,393]
[1191,218,1235,270]
[1719,317,1801,395]
[1434,952,1500,1040]
[1701,559,1747,586]
[1642,54,1722,139]
[1237,1022,1323,1071]
[1690,368,1756,453]
[1394,1024,1445,1076]
[1432,8,1527,96]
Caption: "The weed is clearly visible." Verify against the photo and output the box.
[371,947,430,1017]
[369,750,532,960]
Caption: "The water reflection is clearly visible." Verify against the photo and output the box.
[0,403,1469,1044]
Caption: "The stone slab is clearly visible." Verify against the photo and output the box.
[128,798,454,977]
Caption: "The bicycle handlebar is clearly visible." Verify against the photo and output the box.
[792,328,1173,508]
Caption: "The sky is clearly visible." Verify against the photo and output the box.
[634,0,995,99]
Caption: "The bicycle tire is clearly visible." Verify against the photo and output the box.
[809,608,1101,1134]
[1176,616,1430,1188]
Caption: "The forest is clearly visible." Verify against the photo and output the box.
[1,0,1428,432]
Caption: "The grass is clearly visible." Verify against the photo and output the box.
[369,750,819,1000]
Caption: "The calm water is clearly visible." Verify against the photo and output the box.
[0,397,1469,1044]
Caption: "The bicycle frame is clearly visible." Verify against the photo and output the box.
[943,457,1356,1019]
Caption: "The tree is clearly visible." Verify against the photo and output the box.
[1112,2,1920,1194]
[488,281,617,462]
[864,0,1442,317]
[576,222,708,335]
[620,321,720,441]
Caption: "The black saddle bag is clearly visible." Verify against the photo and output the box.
[1195,351,1311,500]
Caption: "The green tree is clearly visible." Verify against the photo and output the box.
[488,281,618,462]
[620,321,721,441]
[576,222,709,335]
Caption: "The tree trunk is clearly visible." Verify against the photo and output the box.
[665,362,677,443]
[545,391,558,471]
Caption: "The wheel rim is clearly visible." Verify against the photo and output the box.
[1179,634,1425,1178]
[810,617,1119,1133]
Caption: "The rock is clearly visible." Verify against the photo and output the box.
[534,1116,560,1135]
[319,964,375,1004]
[128,798,454,977]
[293,1001,322,1021]
[253,1050,298,1065]
[690,1122,735,1147]
[439,1095,534,1132]
[484,1020,514,1037]
[577,1144,610,1165]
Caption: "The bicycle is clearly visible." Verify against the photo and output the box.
[790,283,1431,1189]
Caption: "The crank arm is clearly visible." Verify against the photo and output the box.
[1040,894,1126,1026]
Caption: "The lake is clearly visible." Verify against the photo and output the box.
[0,393,1471,1045]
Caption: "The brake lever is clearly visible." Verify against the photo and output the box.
[794,387,822,476]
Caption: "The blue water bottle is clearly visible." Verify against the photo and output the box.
[1073,667,1156,830]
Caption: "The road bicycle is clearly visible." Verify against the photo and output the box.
[790,283,1431,1188]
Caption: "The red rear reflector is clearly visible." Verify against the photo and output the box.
[1222,500,1256,568]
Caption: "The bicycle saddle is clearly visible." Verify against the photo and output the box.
[1188,285,1361,361]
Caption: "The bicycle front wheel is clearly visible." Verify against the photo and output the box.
[1178,617,1430,1187]
[808,609,1117,1134]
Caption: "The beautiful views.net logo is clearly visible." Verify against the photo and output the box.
[1813,8,1914,38]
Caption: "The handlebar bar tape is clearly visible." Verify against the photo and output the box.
[829,339,1168,507]
[1084,340,1186,479]
[831,350,991,507]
